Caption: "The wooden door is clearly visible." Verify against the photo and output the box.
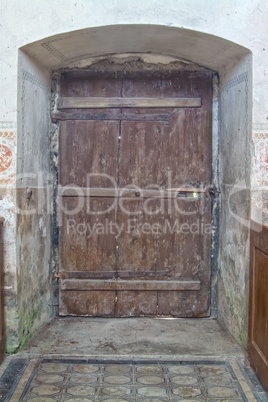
[57,69,213,317]
[248,221,268,392]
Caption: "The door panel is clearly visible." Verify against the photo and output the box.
[59,120,119,188]
[121,71,212,187]
[116,291,158,317]
[117,196,211,316]
[59,197,117,273]
[58,69,213,317]
[59,290,116,317]
[248,221,268,392]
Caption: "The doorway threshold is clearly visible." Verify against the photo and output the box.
[22,317,245,361]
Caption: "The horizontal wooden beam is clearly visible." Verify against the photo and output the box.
[52,111,171,122]
[58,186,207,198]
[60,279,201,291]
[57,96,202,109]
[60,268,173,279]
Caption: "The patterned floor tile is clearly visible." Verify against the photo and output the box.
[0,359,266,401]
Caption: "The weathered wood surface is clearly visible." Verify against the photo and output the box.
[59,186,208,198]
[59,268,173,279]
[59,120,119,188]
[0,218,5,363]
[57,96,202,109]
[59,291,116,317]
[248,221,268,392]
[58,73,121,316]
[52,110,171,122]
[58,70,213,317]
[60,279,201,291]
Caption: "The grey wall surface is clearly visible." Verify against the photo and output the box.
[218,58,252,347]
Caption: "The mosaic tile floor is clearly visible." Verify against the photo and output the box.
[1,359,266,401]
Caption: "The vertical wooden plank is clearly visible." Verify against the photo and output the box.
[59,291,116,317]
[253,249,268,357]
[59,120,119,188]
[59,71,122,317]
[60,70,122,98]
[116,70,212,317]
[116,198,159,317]
[0,218,4,362]
[248,222,268,392]
[59,196,117,316]
[116,291,158,317]
[60,197,117,273]
[157,196,211,317]
[120,71,212,187]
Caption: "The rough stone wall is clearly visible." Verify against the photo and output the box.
[0,0,267,350]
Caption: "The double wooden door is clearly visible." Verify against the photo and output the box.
[57,69,213,317]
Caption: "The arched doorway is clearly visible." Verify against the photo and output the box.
[16,24,251,348]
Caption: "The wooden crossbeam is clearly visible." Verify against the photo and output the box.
[57,96,202,109]
[58,186,207,198]
[60,279,201,291]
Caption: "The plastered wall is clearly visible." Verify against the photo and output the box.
[0,0,267,351]
[16,52,52,350]
[218,58,252,347]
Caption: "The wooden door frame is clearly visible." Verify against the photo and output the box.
[50,58,220,318]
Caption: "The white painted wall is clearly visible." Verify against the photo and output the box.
[0,1,267,121]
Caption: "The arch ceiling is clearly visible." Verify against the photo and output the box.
[21,24,250,71]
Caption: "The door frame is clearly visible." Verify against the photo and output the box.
[50,56,220,318]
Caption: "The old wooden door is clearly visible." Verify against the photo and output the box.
[57,69,213,317]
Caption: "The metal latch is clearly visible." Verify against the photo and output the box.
[208,186,220,197]
[177,191,194,198]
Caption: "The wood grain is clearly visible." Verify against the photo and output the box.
[60,279,201,291]
[248,221,268,392]
[52,110,171,122]
[58,69,213,318]
[57,96,202,109]
[59,186,208,198]
[0,218,4,362]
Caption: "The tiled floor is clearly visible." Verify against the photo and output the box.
[1,358,266,401]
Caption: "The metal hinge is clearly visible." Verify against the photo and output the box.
[53,272,61,281]
[209,186,220,197]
